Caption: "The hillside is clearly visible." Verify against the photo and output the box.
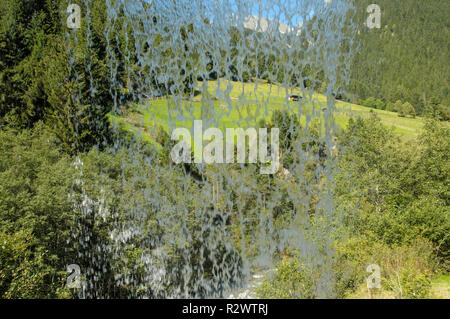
[112,79,440,145]
[350,0,449,118]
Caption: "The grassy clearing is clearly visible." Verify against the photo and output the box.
[337,100,425,140]
[431,274,450,299]
[111,79,443,144]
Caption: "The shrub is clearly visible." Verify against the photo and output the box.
[256,257,316,299]
[334,237,435,299]
[374,99,386,110]
[438,104,450,121]
[361,97,385,110]
[395,100,404,116]
[399,269,432,299]
[0,230,47,298]
[0,124,75,298]
[362,97,377,109]
[402,102,416,118]
[386,102,396,112]
[368,197,450,260]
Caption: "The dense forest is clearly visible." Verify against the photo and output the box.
[350,0,449,120]
[0,0,448,299]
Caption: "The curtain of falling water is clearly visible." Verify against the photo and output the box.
[65,0,358,298]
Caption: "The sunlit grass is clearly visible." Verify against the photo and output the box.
[431,274,450,299]
[110,79,441,145]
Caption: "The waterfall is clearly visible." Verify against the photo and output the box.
[67,0,358,299]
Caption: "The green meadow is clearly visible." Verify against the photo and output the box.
[111,79,436,146]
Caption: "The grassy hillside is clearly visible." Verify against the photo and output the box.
[112,79,441,145]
